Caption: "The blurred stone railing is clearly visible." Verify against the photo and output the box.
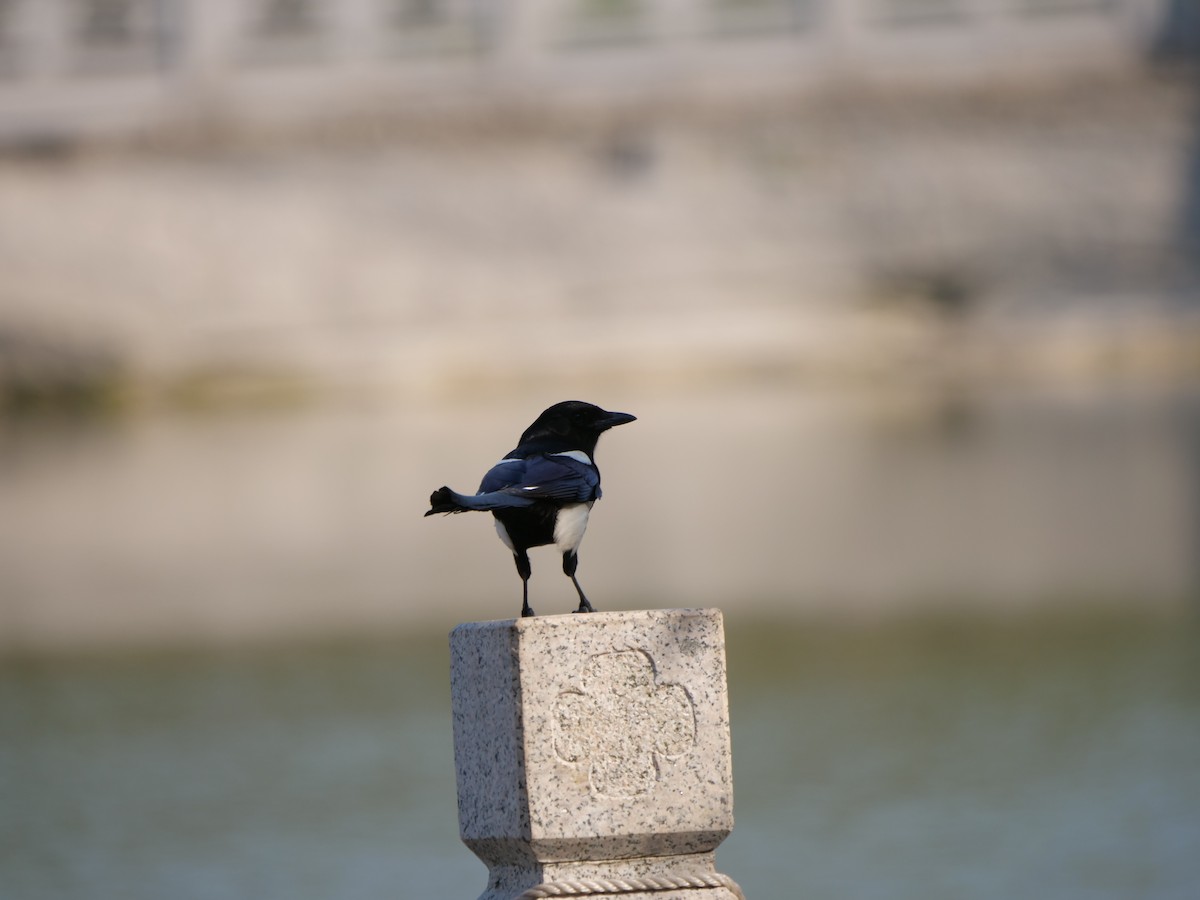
[0,0,1167,143]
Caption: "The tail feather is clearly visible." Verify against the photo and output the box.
[424,485,537,516]
[425,486,468,516]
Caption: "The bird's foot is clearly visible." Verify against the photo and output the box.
[572,600,595,614]
[521,605,536,618]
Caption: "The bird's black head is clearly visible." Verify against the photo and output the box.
[518,401,636,455]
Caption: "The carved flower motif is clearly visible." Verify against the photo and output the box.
[554,650,696,798]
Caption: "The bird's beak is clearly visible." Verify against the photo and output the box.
[601,411,637,430]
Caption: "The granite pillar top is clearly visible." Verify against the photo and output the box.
[450,608,734,866]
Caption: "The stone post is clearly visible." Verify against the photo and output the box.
[450,608,743,900]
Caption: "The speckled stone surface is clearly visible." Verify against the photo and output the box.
[450,608,738,900]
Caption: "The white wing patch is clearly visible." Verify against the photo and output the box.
[549,450,594,466]
[553,502,593,554]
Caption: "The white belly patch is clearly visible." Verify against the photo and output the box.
[494,518,515,552]
[553,502,593,554]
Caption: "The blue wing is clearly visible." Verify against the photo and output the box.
[426,453,600,516]
[479,454,600,503]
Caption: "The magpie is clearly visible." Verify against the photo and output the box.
[424,400,636,618]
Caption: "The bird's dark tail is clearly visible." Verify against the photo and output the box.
[425,486,468,516]
[425,486,537,516]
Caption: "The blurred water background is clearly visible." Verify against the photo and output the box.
[4,617,1198,900]
[3,1,1200,898]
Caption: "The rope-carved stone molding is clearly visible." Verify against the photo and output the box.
[515,872,745,899]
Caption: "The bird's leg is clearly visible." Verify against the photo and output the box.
[563,551,595,614]
[570,576,594,614]
[514,550,535,618]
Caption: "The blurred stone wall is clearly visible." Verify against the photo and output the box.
[1,71,1196,409]
[2,2,1198,650]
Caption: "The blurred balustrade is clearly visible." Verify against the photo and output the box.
[0,0,1170,141]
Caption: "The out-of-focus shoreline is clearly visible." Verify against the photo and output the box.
[3,71,1198,414]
